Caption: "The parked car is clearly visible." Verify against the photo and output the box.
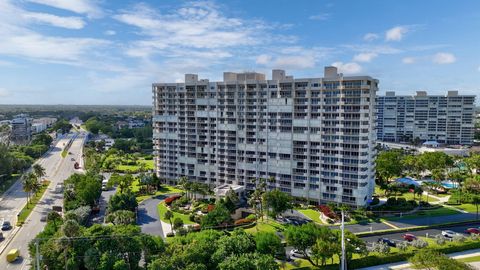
[0,232,4,240]
[378,237,396,247]
[442,230,456,238]
[40,212,49,222]
[289,249,311,259]
[71,158,75,161]
[402,233,417,241]
[465,228,480,235]
[1,220,12,231]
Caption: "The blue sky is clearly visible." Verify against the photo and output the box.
[0,0,479,105]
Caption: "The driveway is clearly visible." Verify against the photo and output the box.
[137,195,169,237]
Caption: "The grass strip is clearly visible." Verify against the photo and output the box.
[17,181,50,225]
[61,149,68,158]
[157,201,194,225]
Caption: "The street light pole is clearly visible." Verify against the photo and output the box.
[340,210,346,270]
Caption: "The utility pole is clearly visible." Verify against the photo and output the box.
[340,210,346,270]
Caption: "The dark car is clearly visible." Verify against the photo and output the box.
[465,228,480,235]
[402,233,417,242]
[377,237,396,247]
[1,220,12,231]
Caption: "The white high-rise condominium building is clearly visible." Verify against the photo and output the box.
[153,67,378,206]
[377,91,476,145]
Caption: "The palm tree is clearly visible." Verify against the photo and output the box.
[178,176,190,198]
[22,173,36,206]
[164,210,173,229]
[32,164,46,180]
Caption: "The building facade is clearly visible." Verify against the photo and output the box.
[11,114,32,144]
[153,67,378,206]
[377,91,476,145]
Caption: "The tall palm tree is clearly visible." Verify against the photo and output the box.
[32,164,46,179]
[22,173,36,205]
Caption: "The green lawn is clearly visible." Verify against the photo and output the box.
[245,219,285,234]
[157,202,194,225]
[384,206,459,221]
[374,186,439,203]
[17,181,50,225]
[296,208,324,224]
[457,204,479,213]
[116,159,154,172]
[136,185,184,202]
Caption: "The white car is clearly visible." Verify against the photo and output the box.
[289,249,310,258]
[441,230,456,238]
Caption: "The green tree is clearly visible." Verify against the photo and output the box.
[376,150,404,186]
[255,232,284,258]
[108,192,138,212]
[106,210,136,225]
[22,172,37,205]
[285,223,325,265]
[201,202,232,228]
[263,189,292,218]
[173,217,184,231]
[0,143,13,178]
[164,210,173,228]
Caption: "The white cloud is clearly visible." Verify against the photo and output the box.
[114,2,259,51]
[0,88,10,97]
[353,52,377,62]
[402,57,415,64]
[23,12,85,29]
[386,26,409,41]
[432,52,456,64]
[274,55,315,69]
[26,0,102,18]
[104,30,116,36]
[0,33,108,62]
[256,54,271,65]
[309,13,330,21]
[331,62,362,74]
[363,33,378,42]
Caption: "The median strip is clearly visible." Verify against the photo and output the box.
[16,180,50,226]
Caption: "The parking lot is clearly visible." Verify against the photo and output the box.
[361,223,480,246]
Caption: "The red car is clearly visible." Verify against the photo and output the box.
[402,233,417,241]
[465,228,480,235]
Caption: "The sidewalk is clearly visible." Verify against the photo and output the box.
[358,248,480,270]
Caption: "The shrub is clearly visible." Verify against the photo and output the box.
[411,239,428,249]
[246,214,256,220]
[453,234,466,243]
[369,241,390,254]
[397,241,408,251]
[176,227,188,236]
[165,195,181,205]
[189,214,196,222]
[166,232,175,237]
[435,234,446,246]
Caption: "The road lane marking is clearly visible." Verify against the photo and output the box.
[381,220,400,229]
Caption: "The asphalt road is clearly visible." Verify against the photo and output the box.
[137,195,169,237]
[0,131,86,269]
[361,222,480,245]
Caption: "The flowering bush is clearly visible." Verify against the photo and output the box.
[165,195,182,205]
[317,205,337,219]
[234,218,254,225]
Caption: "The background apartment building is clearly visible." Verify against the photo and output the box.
[153,67,378,206]
[377,91,476,145]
